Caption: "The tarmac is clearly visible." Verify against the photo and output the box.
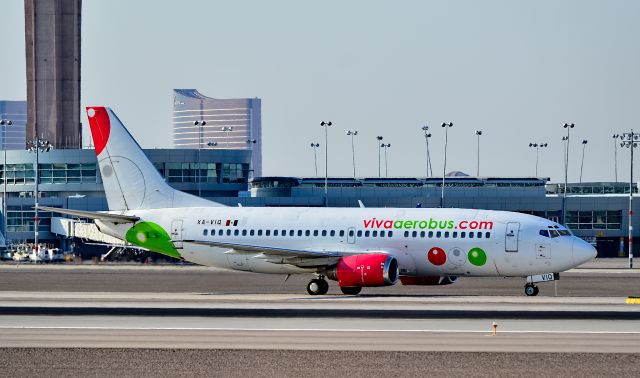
[1,259,639,376]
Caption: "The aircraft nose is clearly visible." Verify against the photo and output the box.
[573,237,597,266]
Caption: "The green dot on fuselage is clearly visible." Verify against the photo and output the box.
[468,247,487,266]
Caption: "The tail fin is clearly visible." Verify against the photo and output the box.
[86,106,223,211]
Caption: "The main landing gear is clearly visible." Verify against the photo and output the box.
[524,283,539,297]
[306,276,329,295]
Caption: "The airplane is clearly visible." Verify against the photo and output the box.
[40,106,597,296]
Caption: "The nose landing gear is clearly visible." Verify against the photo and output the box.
[524,283,539,296]
[306,276,329,295]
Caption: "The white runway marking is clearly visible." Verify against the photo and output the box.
[2,326,640,334]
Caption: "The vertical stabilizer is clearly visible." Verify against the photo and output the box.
[86,106,222,210]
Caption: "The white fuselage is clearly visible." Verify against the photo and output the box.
[97,206,596,278]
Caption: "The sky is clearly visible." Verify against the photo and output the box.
[1,0,639,182]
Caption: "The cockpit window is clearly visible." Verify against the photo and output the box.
[539,230,550,238]
[549,230,560,238]
[558,230,571,236]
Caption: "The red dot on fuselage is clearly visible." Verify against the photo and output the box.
[428,247,447,266]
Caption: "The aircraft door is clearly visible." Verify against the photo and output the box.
[171,219,184,249]
[347,227,356,244]
[505,222,520,252]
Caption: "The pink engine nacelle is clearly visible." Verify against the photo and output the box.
[326,253,399,287]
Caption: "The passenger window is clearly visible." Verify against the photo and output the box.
[412,231,417,238]
[289,230,294,236]
[242,230,247,236]
[453,232,458,238]
[347,230,353,237]
[305,230,310,237]
[234,229,240,236]
[340,230,345,237]
[322,230,327,237]
[313,230,319,237]
[258,230,263,236]
[380,230,385,237]
[330,230,336,237]
[357,230,363,237]
[485,232,490,238]
[372,230,378,237]
[444,231,450,238]
[219,229,224,236]
[420,231,425,238]
[428,231,434,238]
[211,229,215,236]
[273,230,278,236]
[436,231,441,238]
[388,231,393,237]
[203,229,208,236]
[469,232,474,239]
[365,230,370,237]
[477,232,482,239]
[250,230,255,236]
[404,231,409,238]
[266,230,271,236]
[461,232,466,238]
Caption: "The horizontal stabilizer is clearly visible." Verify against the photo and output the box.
[36,206,139,223]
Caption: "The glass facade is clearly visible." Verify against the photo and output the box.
[6,208,52,232]
[566,210,622,230]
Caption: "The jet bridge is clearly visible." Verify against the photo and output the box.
[50,217,126,245]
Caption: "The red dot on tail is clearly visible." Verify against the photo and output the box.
[427,247,447,266]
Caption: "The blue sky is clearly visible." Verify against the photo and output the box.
[1,0,639,181]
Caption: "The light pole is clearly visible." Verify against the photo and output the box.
[421,125,432,177]
[528,142,548,177]
[1,119,12,241]
[222,126,233,147]
[441,122,453,208]
[620,131,638,269]
[579,140,588,183]
[320,121,332,207]
[310,142,319,177]
[613,134,619,182]
[194,120,206,197]
[376,136,383,177]
[346,130,358,178]
[381,143,391,177]
[27,138,52,250]
[475,130,482,177]
[561,123,575,225]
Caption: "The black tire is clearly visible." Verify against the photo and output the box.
[340,286,362,295]
[533,286,540,296]
[318,279,329,295]
[306,279,324,295]
[524,284,538,296]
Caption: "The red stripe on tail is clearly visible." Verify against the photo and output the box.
[86,107,111,156]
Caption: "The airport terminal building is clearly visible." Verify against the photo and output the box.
[0,146,636,258]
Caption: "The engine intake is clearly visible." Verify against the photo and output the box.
[326,253,399,287]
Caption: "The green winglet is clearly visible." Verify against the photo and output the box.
[125,222,182,259]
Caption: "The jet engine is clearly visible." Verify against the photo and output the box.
[326,253,399,287]
[399,275,458,285]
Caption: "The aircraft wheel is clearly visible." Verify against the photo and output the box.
[524,284,538,297]
[307,279,328,296]
[340,286,362,295]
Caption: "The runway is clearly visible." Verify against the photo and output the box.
[1,262,639,376]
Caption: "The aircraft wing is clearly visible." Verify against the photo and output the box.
[36,205,140,223]
[182,239,352,267]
